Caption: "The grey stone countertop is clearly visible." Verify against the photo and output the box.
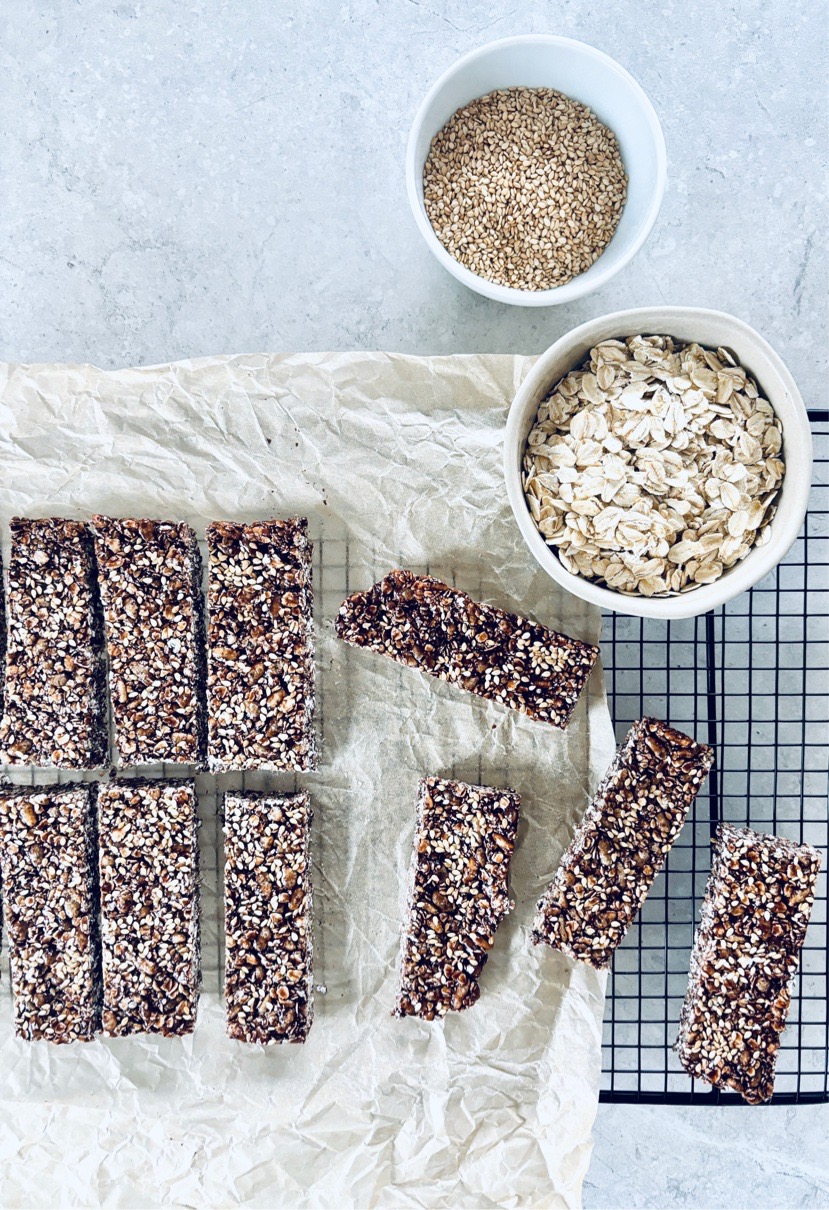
[1,2,827,1207]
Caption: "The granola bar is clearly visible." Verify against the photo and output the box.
[395,776,521,1020]
[92,516,206,767]
[0,784,101,1042]
[676,823,821,1104]
[533,717,714,968]
[0,518,107,769]
[335,570,598,728]
[97,779,200,1037]
[223,790,314,1043]
[206,519,315,772]
[0,543,5,717]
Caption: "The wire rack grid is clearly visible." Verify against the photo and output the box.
[598,410,829,1105]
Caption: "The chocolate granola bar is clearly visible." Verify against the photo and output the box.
[92,516,206,767]
[206,519,315,772]
[335,570,598,728]
[0,518,107,769]
[395,776,521,1020]
[0,784,101,1042]
[676,823,821,1104]
[97,779,200,1037]
[533,717,714,968]
[0,543,5,718]
[223,790,314,1043]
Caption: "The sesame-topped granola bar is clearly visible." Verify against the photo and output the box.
[335,570,598,729]
[97,779,200,1037]
[0,518,107,769]
[223,790,314,1044]
[395,776,521,1020]
[533,717,713,968]
[676,823,821,1104]
[92,516,206,767]
[0,784,101,1042]
[206,519,315,772]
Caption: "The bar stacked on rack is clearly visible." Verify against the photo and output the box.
[676,823,821,1104]
[533,717,714,968]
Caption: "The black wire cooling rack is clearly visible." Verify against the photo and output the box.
[598,410,829,1105]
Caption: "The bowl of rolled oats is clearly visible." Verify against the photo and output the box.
[406,35,666,305]
[504,307,813,618]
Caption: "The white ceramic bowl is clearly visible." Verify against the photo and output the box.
[504,307,813,619]
[406,35,667,306]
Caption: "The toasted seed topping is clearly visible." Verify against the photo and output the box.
[675,823,821,1104]
[206,519,316,772]
[223,790,314,1044]
[395,776,520,1020]
[98,779,200,1037]
[0,784,101,1042]
[335,570,598,729]
[92,516,206,767]
[533,717,713,968]
[0,518,107,769]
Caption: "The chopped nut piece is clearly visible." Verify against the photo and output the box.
[92,516,206,767]
[0,518,107,769]
[223,790,314,1044]
[98,779,200,1037]
[395,776,520,1020]
[335,570,597,729]
[206,519,315,772]
[676,823,821,1104]
[533,718,713,968]
[0,784,101,1042]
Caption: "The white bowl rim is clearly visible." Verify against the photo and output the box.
[405,34,668,307]
[504,305,814,619]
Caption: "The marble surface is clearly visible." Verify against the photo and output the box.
[1,2,827,1207]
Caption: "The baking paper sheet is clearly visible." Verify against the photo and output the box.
[0,353,616,1209]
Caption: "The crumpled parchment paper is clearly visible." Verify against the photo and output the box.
[0,353,616,1210]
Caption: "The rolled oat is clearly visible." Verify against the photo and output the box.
[523,336,785,595]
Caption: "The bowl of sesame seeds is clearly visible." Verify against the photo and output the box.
[406,35,667,305]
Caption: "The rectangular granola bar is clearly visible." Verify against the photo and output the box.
[0,784,101,1042]
[0,518,107,769]
[676,823,821,1104]
[223,790,314,1043]
[92,516,206,767]
[206,519,315,772]
[0,543,5,717]
[533,717,713,968]
[395,776,521,1019]
[97,779,200,1037]
[335,570,598,729]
